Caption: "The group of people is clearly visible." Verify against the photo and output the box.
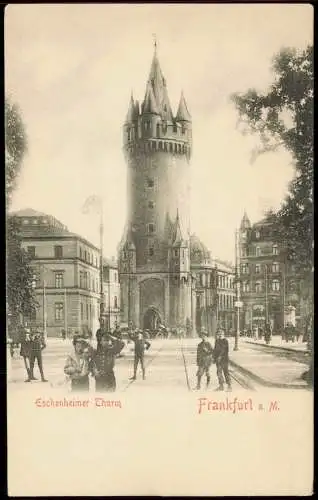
[64,327,151,392]
[196,329,231,392]
[19,328,48,383]
[13,322,231,393]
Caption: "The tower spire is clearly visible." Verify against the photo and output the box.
[152,33,157,53]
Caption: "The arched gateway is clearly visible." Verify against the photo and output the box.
[143,307,162,331]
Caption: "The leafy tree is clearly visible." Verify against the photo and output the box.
[231,45,313,381]
[6,97,38,330]
[231,45,313,275]
[5,99,28,209]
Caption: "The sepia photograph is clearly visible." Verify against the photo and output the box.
[6,4,313,496]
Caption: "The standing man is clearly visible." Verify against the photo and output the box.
[91,332,125,392]
[129,330,151,381]
[29,329,48,382]
[213,329,232,392]
[20,326,32,382]
[196,329,213,390]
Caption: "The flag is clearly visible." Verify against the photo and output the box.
[82,195,102,215]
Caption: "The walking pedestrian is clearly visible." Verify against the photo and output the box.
[129,330,151,380]
[91,332,125,392]
[213,329,232,392]
[264,322,272,345]
[20,327,32,382]
[29,329,48,382]
[64,336,91,392]
[196,329,213,390]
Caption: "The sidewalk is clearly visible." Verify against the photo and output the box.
[228,339,309,389]
[243,335,307,353]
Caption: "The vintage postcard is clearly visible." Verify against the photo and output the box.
[6,3,313,496]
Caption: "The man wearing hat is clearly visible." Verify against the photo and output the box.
[29,328,48,382]
[213,329,232,391]
[196,329,213,390]
[91,331,125,392]
[20,326,32,382]
[64,335,92,392]
[129,329,151,381]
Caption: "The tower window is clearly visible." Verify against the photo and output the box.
[255,231,260,239]
[147,223,155,234]
[173,124,177,133]
[149,247,154,257]
[181,125,185,134]
[159,141,162,150]
[272,245,278,255]
[54,245,63,258]
[174,249,178,257]
[169,143,173,152]
[256,246,261,256]
[147,178,154,188]
[148,201,154,209]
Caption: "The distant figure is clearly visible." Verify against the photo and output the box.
[96,320,106,348]
[20,327,32,382]
[213,329,232,392]
[284,322,296,343]
[91,332,125,392]
[129,330,151,380]
[61,329,66,340]
[196,330,213,390]
[29,330,48,382]
[64,336,91,392]
[258,326,263,340]
[264,322,272,345]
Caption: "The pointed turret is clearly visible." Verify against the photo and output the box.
[240,211,251,230]
[176,92,191,122]
[142,81,160,115]
[125,92,135,123]
[172,210,186,246]
[125,226,136,251]
[142,44,173,119]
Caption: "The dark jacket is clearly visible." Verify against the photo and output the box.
[197,340,213,367]
[20,337,32,358]
[213,338,229,363]
[129,333,151,356]
[92,338,124,375]
[30,333,46,353]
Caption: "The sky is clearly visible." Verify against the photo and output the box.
[5,4,313,262]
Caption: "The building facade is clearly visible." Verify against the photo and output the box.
[118,47,235,335]
[238,212,302,331]
[11,209,120,337]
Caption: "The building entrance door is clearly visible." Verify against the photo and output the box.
[143,308,161,331]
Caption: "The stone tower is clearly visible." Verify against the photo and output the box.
[118,45,193,331]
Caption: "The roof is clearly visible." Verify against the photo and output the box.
[10,208,53,218]
[142,47,173,120]
[190,233,211,264]
[175,92,191,122]
[125,93,136,123]
[142,81,160,114]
